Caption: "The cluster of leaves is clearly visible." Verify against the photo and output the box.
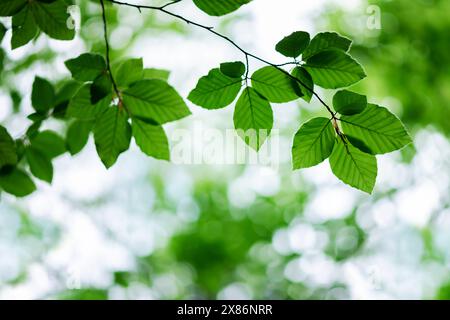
[189,31,411,193]
[0,0,75,49]
[0,0,411,197]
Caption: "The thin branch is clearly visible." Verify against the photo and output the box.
[100,0,122,104]
[106,0,336,118]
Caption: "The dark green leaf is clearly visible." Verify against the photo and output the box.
[303,32,352,60]
[251,66,301,103]
[0,125,18,169]
[304,50,366,89]
[333,90,367,115]
[233,87,273,150]
[11,6,38,49]
[0,0,27,17]
[65,53,107,82]
[275,31,310,58]
[193,0,252,16]
[292,117,335,169]
[26,147,53,183]
[31,130,66,159]
[188,68,242,109]
[340,104,413,154]
[90,73,112,104]
[66,121,93,155]
[291,67,314,102]
[30,0,75,40]
[0,23,6,42]
[32,77,55,113]
[94,107,131,168]
[346,135,373,155]
[220,61,246,78]
[0,168,36,197]
[132,118,170,161]
[124,79,191,124]
[67,84,111,120]
[329,139,377,194]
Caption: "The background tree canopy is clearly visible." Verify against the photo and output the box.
[0,0,449,300]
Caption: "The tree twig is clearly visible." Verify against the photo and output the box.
[100,0,122,105]
[106,0,336,118]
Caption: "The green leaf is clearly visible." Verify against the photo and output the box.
[30,0,75,40]
[251,66,301,103]
[329,139,377,194]
[0,23,6,42]
[94,107,132,168]
[193,0,252,16]
[333,90,367,115]
[291,67,314,102]
[292,117,335,169]
[188,68,242,109]
[220,61,246,78]
[303,32,352,60]
[275,31,310,58]
[26,147,53,183]
[0,169,36,197]
[0,0,26,17]
[11,6,38,49]
[114,58,144,87]
[143,68,170,81]
[53,80,83,118]
[123,79,191,124]
[65,53,107,82]
[132,118,170,161]
[31,130,66,159]
[0,125,18,169]
[340,104,413,154]
[66,121,93,155]
[233,87,273,150]
[32,77,55,113]
[346,135,373,155]
[67,84,111,120]
[91,73,112,104]
[304,50,366,89]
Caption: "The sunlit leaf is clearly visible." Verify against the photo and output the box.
[188,68,242,109]
[233,87,273,150]
[304,50,366,89]
[292,117,335,169]
[329,139,377,194]
[251,66,300,103]
[123,80,191,125]
[193,0,252,16]
[132,118,170,161]
[340,104,412,154]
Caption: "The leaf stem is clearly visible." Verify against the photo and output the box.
[106,0,336,118]
[100,0,122,105]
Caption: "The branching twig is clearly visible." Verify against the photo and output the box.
[105,0,336,119]
[100,0,122,104]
